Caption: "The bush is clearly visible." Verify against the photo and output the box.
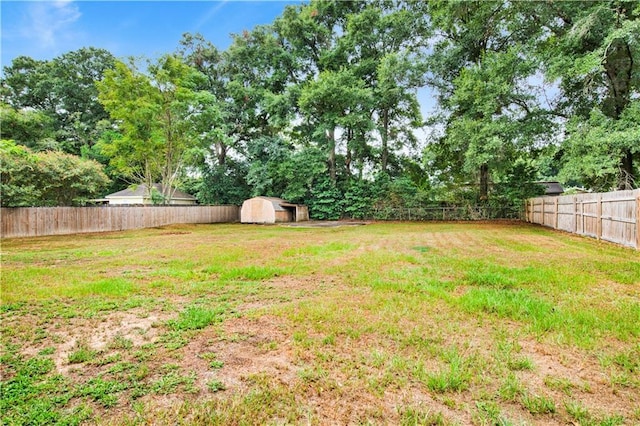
[0,140,110,206]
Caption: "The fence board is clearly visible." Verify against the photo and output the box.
[527,189,639,249]
[1,206,240,238]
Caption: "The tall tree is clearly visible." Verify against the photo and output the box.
[342,1,429,173]
[276,0,374,183]
[299,69,373,182]
[530,1,640,189]
[426,1,551,201]
[1,48,116,155]
[97,55,218,202]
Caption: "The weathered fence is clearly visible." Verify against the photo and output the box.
[526,189,640,249]
[0,206,240,238]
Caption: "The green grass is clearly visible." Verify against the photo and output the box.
[521,392,556,415]
[167,305,226,331]
[1,222,638,424]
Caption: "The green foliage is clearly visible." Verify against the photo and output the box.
[2,0,638,211]
[1,48,117,155]
[559,104,640,191]
[425,348,471,394]
[307,178,343,220]
[0,140,110,206]
[343,179,375,219]
[207,379,226,393]
[533,1,640,189]
[426,1,555,200]
[188,161,251,205]
[0,104,57,151]
[97,55,217,201]
[0,349,91,425]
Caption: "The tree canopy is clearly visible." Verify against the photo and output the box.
[1,0,638,212]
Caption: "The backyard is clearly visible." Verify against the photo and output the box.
[1,222,639,425]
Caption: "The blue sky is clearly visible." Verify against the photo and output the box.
[1,1,303,67]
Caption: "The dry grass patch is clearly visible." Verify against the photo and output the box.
[1,222,639,424]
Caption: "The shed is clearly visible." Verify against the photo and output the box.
[241,197,309,224]
[105,184,197,205]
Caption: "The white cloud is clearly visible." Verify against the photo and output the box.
[194,1,228,31]
[22,0,82,48]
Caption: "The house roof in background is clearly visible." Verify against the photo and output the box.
[538,181,564,195]
[106,184,196,200]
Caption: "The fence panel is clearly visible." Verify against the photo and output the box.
[526,189,639,249]
[1,206,240,238]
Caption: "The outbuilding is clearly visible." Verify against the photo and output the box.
[105,184,197,205]
[241,197,309,224]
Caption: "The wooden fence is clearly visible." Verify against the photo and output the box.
[526,189,640,249]
[0,206,240,238]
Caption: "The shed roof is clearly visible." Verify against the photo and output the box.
[252,196,291,211]
[106,184,196,200]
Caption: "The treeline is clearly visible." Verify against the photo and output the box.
[1,1,638,218]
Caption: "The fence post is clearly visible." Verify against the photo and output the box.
[573,196,577,233]
[554,197,559,229]
[581,198,585,235]
[596,193,602,241]
[636,192,640,250]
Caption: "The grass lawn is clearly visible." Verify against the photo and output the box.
[1,221,639,425]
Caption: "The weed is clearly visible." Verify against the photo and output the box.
[152,371,196,394]
[158,330,189,350]
[604,347,640,373]
[507,356,534,371]
[565,400,625,426]
[108,335,133,350]
[544,375,575,395]
[425,352,470,393]
[200,352,224,369]
[208,379,226,392]
[220,265,289,281]
[412,246,431,253]
[167,305,226,331]
[92,352,122,367]
[77,377,128,407]
[38,347,55,356]
[68,343,98,364]
[474,400,513,425]
[521,393,556,415]
[565,400,591,423]
[399,405,448,425]
[498,373,524,402]
[298,366,328,384]
[209,360,224,369]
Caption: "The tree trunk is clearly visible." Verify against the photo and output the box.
[345,128,353,179]
[326,127,336,182]
[381,109,389,172]
[619,149,634,190]
[479,163,489,201]
[216,142,227,166]
[603,39,632,120]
